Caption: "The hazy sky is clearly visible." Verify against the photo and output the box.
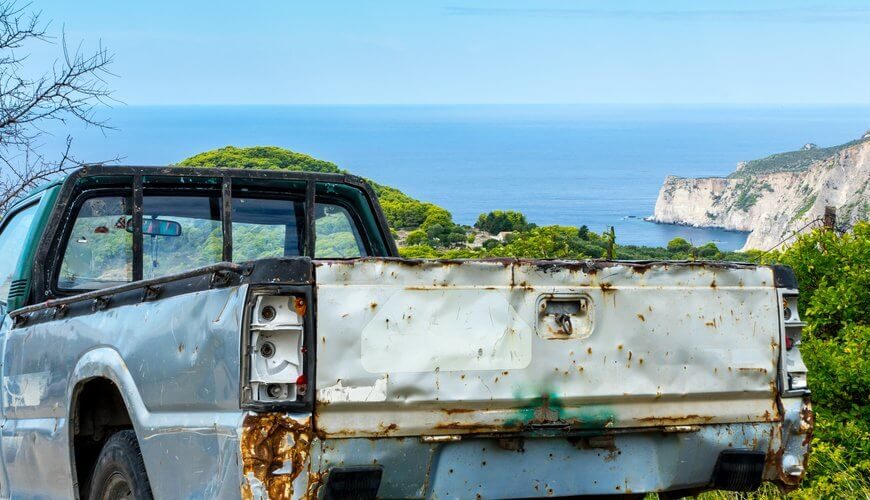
[33,0,870,105]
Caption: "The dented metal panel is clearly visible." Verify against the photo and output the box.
[313,398,811,498]
[2,285,252,498]
[314,259,781,438]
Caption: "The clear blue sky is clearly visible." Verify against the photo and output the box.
[33,0,870,105]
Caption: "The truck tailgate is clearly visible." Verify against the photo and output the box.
[313,259,781,438]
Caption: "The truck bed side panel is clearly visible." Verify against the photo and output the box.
[1,286,249,499]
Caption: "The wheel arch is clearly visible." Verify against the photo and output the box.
[67,348,151,499]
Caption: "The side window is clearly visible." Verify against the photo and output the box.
[59,196,133,290]
[315,204,365,258]
[232,197,305,262]
[141,195,222,279]
[0,203,38,307]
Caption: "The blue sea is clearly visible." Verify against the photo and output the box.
[43,105,870,250]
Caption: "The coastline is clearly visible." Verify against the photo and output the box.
[643,216,750,234]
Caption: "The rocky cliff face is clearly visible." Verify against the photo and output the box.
[652,137,870,251]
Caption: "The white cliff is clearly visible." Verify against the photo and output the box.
[652,136,870,251]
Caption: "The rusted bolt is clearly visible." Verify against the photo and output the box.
[260,341,275,358]
[293,297,307,316]
[261,305,276,322]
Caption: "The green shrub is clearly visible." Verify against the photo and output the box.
[757,223,870,495]
[667,237,692,253]
[474,210,535,234]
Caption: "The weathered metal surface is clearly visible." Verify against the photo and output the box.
[315,420,792,498]
[314,259,782,438]
[1,285,251,498]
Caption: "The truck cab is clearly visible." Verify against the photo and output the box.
[0,166,812,499]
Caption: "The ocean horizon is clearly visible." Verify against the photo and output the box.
[41,104,870,250]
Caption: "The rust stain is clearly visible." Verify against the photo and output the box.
[293,297,308,317]
[442,408,476,415]
[799,400,815,446]
[637,414,714,425]
[599,282,615,293]
[240,413,319,500]
[376,422,399,435]
[738,367,768,374]
[636,313,645,322]
[433,421,519,433]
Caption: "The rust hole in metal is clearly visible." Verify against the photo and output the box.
[240,413,319,500]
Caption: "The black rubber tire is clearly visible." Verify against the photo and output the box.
[87,430,153,500]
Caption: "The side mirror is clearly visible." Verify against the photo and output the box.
[126,217,182,237]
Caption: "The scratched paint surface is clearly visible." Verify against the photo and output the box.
[314,259,781,438]
[1,285,250,499]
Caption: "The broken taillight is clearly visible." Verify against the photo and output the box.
[243,293,308,405]
[781,292,808,393]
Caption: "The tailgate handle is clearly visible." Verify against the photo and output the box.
[554,313,573,335]
[538,295,593,339]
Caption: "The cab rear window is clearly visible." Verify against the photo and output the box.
[58,190,367,291]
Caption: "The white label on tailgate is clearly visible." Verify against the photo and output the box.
[361,289,532,373]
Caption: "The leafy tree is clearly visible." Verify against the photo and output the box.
[694,242,720,259]
[667,237,692,253]
[484,226,603,259]
[180,146,341,173]
[474,210,535,234]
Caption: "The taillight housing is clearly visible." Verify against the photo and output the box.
[241,288,313,409]
[780,291,809,394]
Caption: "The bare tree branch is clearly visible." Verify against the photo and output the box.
[0,0,115,215]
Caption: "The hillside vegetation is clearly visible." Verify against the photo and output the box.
[731,139,867,177]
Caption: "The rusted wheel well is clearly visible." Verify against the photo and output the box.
[70,377,134,498]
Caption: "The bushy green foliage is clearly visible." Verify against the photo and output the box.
[754,223,870,495]
[484,226,604,259]
[667,237,692,253]
[773,222,870,338]
[179,146,342,173]
[369,182,439,230]
[474,210,535,234]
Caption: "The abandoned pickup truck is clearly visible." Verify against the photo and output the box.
[0,166,811,499]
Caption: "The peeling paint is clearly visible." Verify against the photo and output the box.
[318,378,388,403]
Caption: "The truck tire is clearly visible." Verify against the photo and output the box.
[87,430,153,500]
